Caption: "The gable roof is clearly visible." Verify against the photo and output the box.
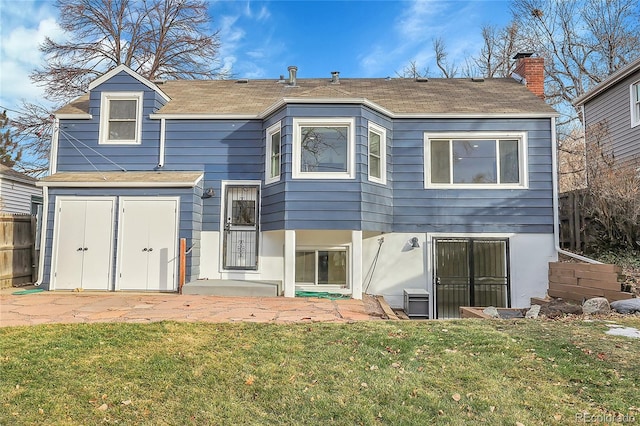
[0,164,37,185]
[57,72,558,118]
[574,56,640,106]
[88,64,171,102]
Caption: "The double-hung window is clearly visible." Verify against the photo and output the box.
[292,118,355,179]
[265,122,281,184]
[99,92,143,144]
[368,122,387,184]
[424,132,527,188]
[631,81,640,128]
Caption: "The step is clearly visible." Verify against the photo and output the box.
[182,279,281,297]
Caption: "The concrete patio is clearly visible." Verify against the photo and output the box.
[0,287,388,327]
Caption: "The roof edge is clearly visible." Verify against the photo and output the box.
[574,56,640,106]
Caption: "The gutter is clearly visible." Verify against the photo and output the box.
[550,116,602,264]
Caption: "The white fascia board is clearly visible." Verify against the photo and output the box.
[88,64,171,102]
[150,113,260,120]
[37,179,203,188]
[55,113,93,119]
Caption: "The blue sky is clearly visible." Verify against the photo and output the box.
[0,0,512,112]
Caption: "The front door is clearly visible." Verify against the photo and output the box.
[117,198,178,291]
[434,238,510,318]
[223,185,259,270]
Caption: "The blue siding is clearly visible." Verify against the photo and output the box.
[58,72,165,171]
[392,118,554,233]
[51,70,555,280]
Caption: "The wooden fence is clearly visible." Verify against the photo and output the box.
[558,190,588,251]
[0,214,37,288]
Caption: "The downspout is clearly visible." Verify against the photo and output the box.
[35,117,59,286]
[158,118,166,168]
[550,116,601,264]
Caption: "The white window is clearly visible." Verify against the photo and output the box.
[631,81,640,128]
[99,92,143,144]
[292,118,355,179]
[368,122,387,184]
[424,132,528,189]
[265,122,281,184]
[295,248,348,286]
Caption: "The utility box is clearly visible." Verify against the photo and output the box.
[404,288,430,319]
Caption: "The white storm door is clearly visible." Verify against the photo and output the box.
[146,199,178,291]
[53,198,114,290]
[117,198,178,291]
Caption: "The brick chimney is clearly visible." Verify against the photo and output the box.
[512,52,545,100]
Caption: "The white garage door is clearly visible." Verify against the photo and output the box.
[52,197,115,290]
[117,197,179,291]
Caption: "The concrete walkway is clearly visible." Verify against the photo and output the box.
[0,288,387,327]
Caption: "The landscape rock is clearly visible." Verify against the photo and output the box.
[525,305,541,319]
[483,306,499,318]
[610,299,640,314]
[539,300,583,318]
[582,297,611,315]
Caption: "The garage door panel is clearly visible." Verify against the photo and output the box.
[81,199,115,290]
[118,198,178,291]
[53,198,114,291]
[147,199,178,291]
[54,200,86,289]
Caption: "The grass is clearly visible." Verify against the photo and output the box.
[1,318,640,425]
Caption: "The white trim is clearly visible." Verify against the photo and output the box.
[149,97,559,120]
[34,186,48,286]
[367,122,387,184]
[38,180,201,188]
[630,80,640,128]
[49,118,60,175]
[284,230,296,297]
[424,132,529,189]
[99,92,144,145]
[265,121,282,185]
[292,117,355,180]
[218,180,262,274]
[159,118,166,167]
[150,113,259,120]
[50,196,117,290]
[55,113,92,119]
[115,196,180,291]
[88,64,171,102]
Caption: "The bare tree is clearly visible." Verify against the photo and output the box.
[0,111,22,168]
[33,0,223,102]
[474,23,524,78]
[13,0,224,175]
[396,60,431,79]
[433,38,458,78]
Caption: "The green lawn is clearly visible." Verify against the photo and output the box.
[1,318,639,425]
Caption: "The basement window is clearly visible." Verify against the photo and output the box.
[295,249,348,286]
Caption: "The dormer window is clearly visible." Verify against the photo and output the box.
[99,92,143,144]
[631,81,640,128]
